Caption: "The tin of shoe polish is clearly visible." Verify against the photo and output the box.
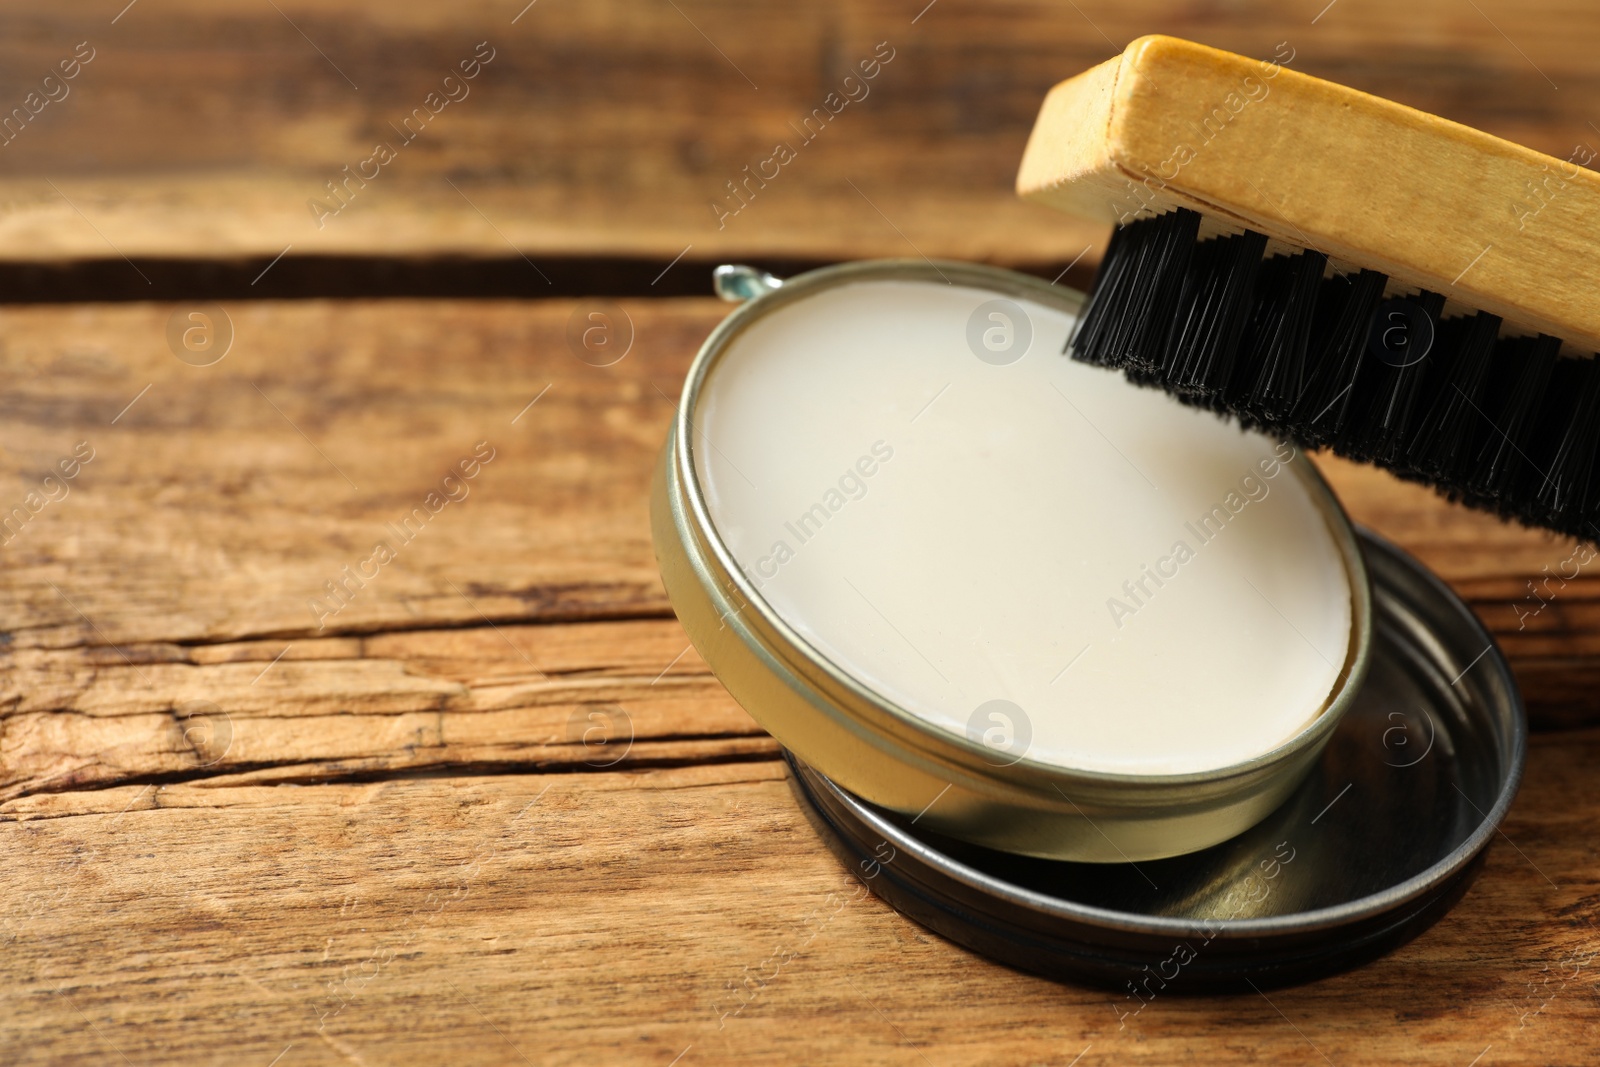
[784,528,1526,990]
[652,260,1373,864]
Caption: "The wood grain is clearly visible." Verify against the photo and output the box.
[0,618,778,803]
[0,1,1593,266]
[2,297,1596,731]
[4,2,1599,1062]
[2,742,1599,1066]
[0,297,701,648]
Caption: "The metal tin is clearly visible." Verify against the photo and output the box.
[786,529,1527,990]
[651,260,1373,862]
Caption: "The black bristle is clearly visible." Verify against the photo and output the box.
[1506,352,1584,528]
[1402,311,1501,482]
[1067,209,1200,370]
[1067,207,1600,539]
[1127,210,1202,376]
[1466,334,1561,508]
[1534,355,1600,536]
[1287,269,1389,446]
[1223,253,1292,422]
[1162,229,1268,403]
[1066,221,1139,368]
[1337,290,1446,464]
[1232,249,1327,426]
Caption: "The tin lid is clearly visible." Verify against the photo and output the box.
[784,528,1526,990]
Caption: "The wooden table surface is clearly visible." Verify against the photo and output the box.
[6,2,1600,1064]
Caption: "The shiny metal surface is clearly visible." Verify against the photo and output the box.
[651,258,1374,862]
[786,529,1527,989]
[712,263,784,302]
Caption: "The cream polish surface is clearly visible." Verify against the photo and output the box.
[692,278,1353,775]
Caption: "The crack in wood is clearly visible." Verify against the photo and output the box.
[0,749,788,815]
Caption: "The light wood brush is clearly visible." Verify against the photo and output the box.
[1017,35,1600,539]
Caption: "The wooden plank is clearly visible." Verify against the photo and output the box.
[3,300,1600,742]
[2,740,1598,1066]
[0,619,774,803]
[0,297,699,647]
[0,1,1592,264]
[4,6,1597,1062]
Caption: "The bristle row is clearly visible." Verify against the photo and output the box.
[1068,208,1600,540]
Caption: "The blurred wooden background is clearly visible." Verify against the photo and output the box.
[0,0,1593,268]
[4,2,1600,1065]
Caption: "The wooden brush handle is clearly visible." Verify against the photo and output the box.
[1017,35,1600,352]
